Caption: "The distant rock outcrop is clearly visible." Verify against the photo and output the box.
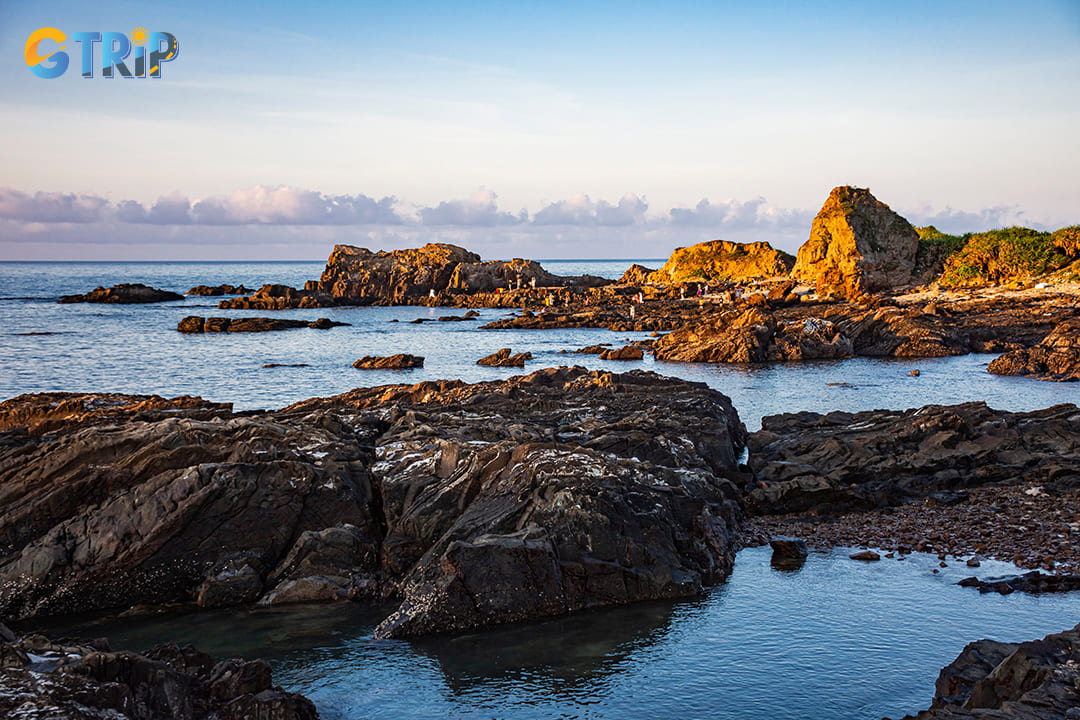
[58,283,184,304]
[177,316,349,333]
[988,318,1080,381]
[187,284,254,296]
[791,186,920,298]
[353,354,425,369]
[648,240,794,285]
[618,264,657,285]
[477,348,532,367]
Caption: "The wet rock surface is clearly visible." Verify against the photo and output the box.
[1,368,747,639]
[901,623,1080,719]
[58,283,184,304]
[0,624,317,719]
[352,354,425,369]
[988,318,1080,381]
[958,571,1080,595]
[745,402,1080,515]
[598,345,644,361]
[177,316,349,333]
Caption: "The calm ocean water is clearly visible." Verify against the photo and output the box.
[5,260,1080,719]
[1,260,1075,429]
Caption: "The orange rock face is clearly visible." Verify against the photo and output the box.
[792,186,920,298]
[648,240,794,285]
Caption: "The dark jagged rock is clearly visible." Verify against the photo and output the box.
[58,283,184,304]
[0,627,317,719]
[746,402,1080,515]
[352,354,425,369]
[476,348,532,367]
[3,369,747,637]
[988,318,1080,381]
[655,309,854,363]
[958,571,1080,595]
[0,391,231,436]
[574,344,612,354]
[902,624,1080,719]
[598,345,643,361]
[286,366,748,638]
[768,537,809,567]
[186,284,254,296]
[177,317,349,333]
[218,283,339,311]
[0,397,383,620]
[792,186,920,298]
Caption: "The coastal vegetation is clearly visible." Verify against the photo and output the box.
[938,226,1079,287]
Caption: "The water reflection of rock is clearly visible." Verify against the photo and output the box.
[405,598,696,694]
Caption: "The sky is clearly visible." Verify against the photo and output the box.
[1,0,1078,260]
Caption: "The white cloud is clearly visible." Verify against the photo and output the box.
[418,188,525,226]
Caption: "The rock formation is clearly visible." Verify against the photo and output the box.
[598,345,644,361]
[477,348,532,367]
[177,317,349,333]
[745,402,1080,515]
[618,264,656,285]
[187,284,254,296]
[988,318,1080,381]
[352,354,425,369]
[58,283,184,304]
[791,186,921,298]
[902,624,1080,719]
[0,625,317,719]
[648,240,794,285]
[0,368,747,638]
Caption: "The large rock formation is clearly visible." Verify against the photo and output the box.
[0,368,747,639]
[58,283,184,304]
[648,240,794,285]
[0,625,317,719]
[745,402,1080,515]
[988,318,1080,381]
[286,367,748,638]
[902,624,1080,719]
[791,186,920,298]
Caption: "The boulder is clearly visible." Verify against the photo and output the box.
[598,345,644,361]
[791,186,920,298]
[902,624,1080,718]
[768,537,809,567]
[988,318,1080,381]
[618,264,657,285]
[477,348,533,367]
[648,240,794,285]
[58,283,184,304]
[352,354,425,369]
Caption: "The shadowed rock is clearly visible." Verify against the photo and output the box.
[178,316,349,333]
[187,284,254,296]
[988,318,1080,381]
[59,283,184,304]
[477,348,532,367]
[352,354,425,369]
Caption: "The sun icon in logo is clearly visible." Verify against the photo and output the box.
[129,26,148,46]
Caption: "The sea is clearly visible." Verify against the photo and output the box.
[4,259,1080,719]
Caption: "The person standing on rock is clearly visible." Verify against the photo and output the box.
[630,305,635,319]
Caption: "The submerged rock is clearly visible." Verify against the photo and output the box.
[791,186,920,298]
[352,354,425,369]
[988,318,1080,381]
[903,623,1080,719]
[958,571,1080,595]
[58,283,184,304]
[0,626,317,719]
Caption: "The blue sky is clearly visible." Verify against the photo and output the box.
[1,0,1078,259]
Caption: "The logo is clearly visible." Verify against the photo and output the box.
[25,27,179,79]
